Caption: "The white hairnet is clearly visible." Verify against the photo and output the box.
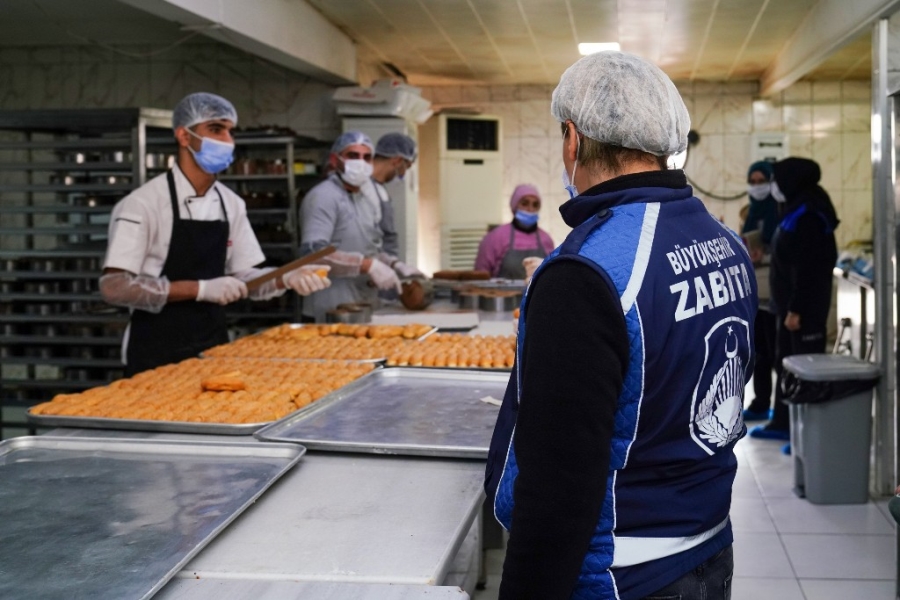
[375,133,417,161]
[550,51,690,156]
[331,131,374,155]
[172,92,238,130]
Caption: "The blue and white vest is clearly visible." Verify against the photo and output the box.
[493,183,757,599]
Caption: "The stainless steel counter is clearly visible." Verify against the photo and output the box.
[156,580,469,600]
[47,429,485,595]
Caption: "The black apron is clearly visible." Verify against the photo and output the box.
[125,171,230,376]
[497,224,548,280]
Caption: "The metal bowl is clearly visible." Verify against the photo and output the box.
[477,292,521,312]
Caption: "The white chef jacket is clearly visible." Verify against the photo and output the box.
[103,163,265,277]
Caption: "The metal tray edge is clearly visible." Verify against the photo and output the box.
[25,412,265,435]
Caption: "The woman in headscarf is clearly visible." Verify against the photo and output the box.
[742,161,780,422]
[474,184,554,279]
[749,157,839,441]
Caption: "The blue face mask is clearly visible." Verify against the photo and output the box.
[187,129,235,174]
[515,210,539,227]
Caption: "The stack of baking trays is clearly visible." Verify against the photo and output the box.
[9,321,513,598]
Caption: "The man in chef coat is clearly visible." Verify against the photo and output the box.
[100,92,330,375]
[298,131,420,322]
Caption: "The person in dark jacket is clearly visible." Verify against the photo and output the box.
[742,161,780,421]
[749,157,839,440]
[485,50,755,600]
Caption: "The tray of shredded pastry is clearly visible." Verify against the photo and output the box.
[26,357,376,435]
[0,436,304,600]
[254,367,509,458]
[202,322,437,362]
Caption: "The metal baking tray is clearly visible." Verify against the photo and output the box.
[26,411,268,435]
[254,367,509,458]
[0,436,304,600]
[26,358,381,435]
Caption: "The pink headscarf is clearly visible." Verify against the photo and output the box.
[509,184,541,213]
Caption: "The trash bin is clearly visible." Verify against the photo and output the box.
[782,354,880,505]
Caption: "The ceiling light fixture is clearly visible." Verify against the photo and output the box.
[578,42,620,55]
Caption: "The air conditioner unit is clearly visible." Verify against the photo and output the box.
[418,113,503,272]
[333,79,433,124]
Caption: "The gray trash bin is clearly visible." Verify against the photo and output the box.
[782,354,880,505]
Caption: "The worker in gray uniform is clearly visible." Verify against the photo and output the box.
[299,131,419,322]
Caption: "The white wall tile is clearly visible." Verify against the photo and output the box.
[812,103,843,133]
[813,81,842,102]
[722,95,753,134]
[489,86,518,102]
[461,85,490,103]
[786,132,814,159]
[783,81,812,104]
[686,132,724,192]
[841,102,871,133]
[753,99,783,132]
[842,190,874,243]
[812,133,842,192]
[519,99,551,138]
[692,95,724,134]
[842,80,872,102]
[723,134,751,190]
[783,103,812,133]
[842,132,872,190]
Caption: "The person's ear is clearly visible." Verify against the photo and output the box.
[174,126,192,149]
[563,121,579,164]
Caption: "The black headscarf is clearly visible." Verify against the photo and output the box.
[772,157,839,230]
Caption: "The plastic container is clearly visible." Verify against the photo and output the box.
[782,354,880,504]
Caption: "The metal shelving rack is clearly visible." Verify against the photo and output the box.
[0,109,175,435]
[217,133,329,331]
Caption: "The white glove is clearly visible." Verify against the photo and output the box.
[367,258,402,292]
[196,276,248,305]
[283,265,331,295]
[393,261,424,279]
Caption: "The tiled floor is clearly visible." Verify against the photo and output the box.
[475,435,898,600]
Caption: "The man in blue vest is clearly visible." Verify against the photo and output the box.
[485,51,757,599]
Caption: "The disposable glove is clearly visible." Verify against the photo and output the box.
[522,257,544,282]
[367,258,402,293]
[196,276,248,305]
[393,261,424,279]
[283,265,331,295]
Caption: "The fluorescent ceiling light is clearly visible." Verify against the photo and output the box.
[578,42,620,55]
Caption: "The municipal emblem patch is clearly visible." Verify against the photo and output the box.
[690,317,751,454]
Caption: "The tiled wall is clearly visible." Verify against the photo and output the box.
[0,43,341,141]
[418,80,873,251]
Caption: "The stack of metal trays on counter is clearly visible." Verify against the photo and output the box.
[255,367,508,458]
[0,436,304,600]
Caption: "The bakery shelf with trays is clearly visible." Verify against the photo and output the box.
[0,109,173,436]
[217,132,330,328]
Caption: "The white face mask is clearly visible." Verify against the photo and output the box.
[747,183,771,201]
[770,180,786,203]
[562,130,580,199]
[339,157,373,187]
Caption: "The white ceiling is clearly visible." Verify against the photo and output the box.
[0,0,874,85]
[307,0,873,85]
